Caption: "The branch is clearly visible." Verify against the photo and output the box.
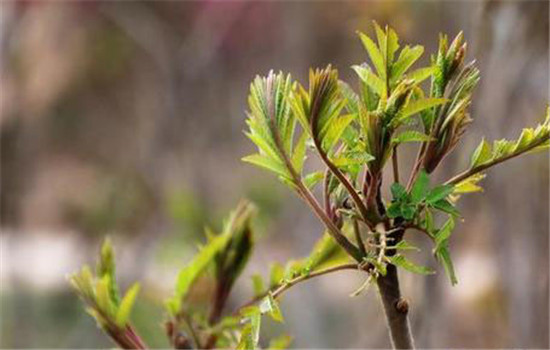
[376,264,415,349]
[392,146,400,183]
[444,135,549,186]
[235,263,369,312]
[315,140,378,228]
[406,143,427,191]
[266,92,364,262]
[353,219,367,256]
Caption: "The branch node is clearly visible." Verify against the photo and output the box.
[395,297,410,314]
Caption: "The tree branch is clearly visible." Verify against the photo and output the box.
[376,264,415,349]
[392,146,400,184]
[444,135,549,185]
[235,263,369,312]
[315,140,378,228]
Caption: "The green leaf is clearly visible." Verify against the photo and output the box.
[322,114,355,152]
[175,232,231,301]
[291,132,309,173]
[242,154,289,179]
[69,265,95,299]
[390,182,407,200]
[401,205,416,220]
[373,21,387,60]
[239,306,262,350]
[332,150,375,167]
[358,31,386,79]
[303,171,324,189]
[406,66,437,84]
[454,173,486,194]
[269,263,285,288]
[431,199,460,216]
[398,98,447,122]
[470,138,492,168]
[115,283,140,327]
[391,240,420,251]
[411,170,430,203]
[435,246,458,285]
[251,274,265,298]
[237,324,255,350]
[391,130,433,144]
[304,232,348,272]
[425,185,454,204]
[96,238,120,306]
[259,294,284,322]
[268,335,293,349]
[389,255,435,275]
[386,203,402,219]
[95,276,115,318]
[434,217,455,250]
[391,45,424,82]
[386,27,400,64]
[97,238,115,278]
[352,65,386,97]
[424,208,434,234]
[339,81,360,115]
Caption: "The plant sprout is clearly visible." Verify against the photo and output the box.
[70,23,549,349]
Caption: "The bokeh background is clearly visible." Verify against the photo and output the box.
[0,1,548,348]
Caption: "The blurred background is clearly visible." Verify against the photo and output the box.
[0,1,548,348]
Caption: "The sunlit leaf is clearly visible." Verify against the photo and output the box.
[115,283,140,327]
[389,255,434,275]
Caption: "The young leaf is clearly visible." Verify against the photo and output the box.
[291,132,309,174]
[397,98,447,123]
[237,324,254,350]
[454,173,486,194]
[358,31,385,79]
[406,66,437,84]
[303,171,324,189]
[259,294,284,322]
[391,45,424,82]
[390,182,407,200]
[332,150,375,167]
[352,65,386,98]
[175,232,231,301]
[391,240,421,251]
[435,246,458,285]
[470,138,492,168]
[411,170,430,203]
[391,130,433,144]
[268,335,293,349]
[242,154,289,179]
[425,184,454,204]
[386,203,403,219]
[95,276,115,318]
[304,232,349,272]
[434,217,455,250]
[389,255,435,275]
[251,274,265,297]
[115,283,140,327]
[431,199,460,216]
[269,263,285,288]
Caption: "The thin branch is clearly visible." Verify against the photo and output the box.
[179,312,202,349]
[353,219,367,256]
[444,135,549,186]
[403,223,432,239]
[392,146,400,184]
[315,140,378,228]
[265,86,364,262]
[406,143,426,191]
[235,263,368,313]
[323,167,332,216]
